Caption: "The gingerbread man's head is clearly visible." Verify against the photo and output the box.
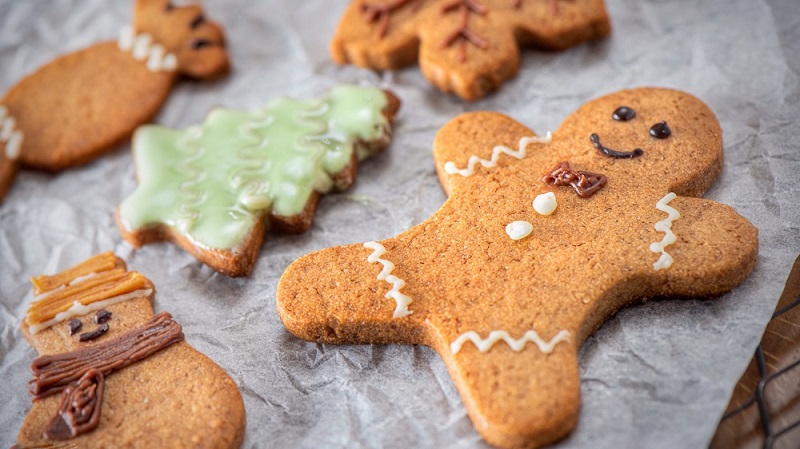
[277,88,758,448]
[133,0,229,79]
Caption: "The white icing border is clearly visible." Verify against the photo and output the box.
[0,106,23,160]
[451,329,571,354]
[28,288,153,334]
[649,192,680,270]
[363,241,412,318]
[443,133,552,177]
[118,25,178,72]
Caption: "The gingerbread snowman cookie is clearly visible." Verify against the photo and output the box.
[0,0,229,202]
[13,252,245,448]
[331,0,610,100]
[277,87,759,448]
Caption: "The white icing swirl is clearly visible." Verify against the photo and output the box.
[450,329,571,354]
[650,192,680,270]
[443,133,552,177]
[118,25,178,73]
[0,106,23,161]
[363,241,412,318]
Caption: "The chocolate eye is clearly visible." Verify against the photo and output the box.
[190,39,215,50]
[190,14,205,29]
[649,121,671,139]
[164,2,174,11]
[612,106,636,121]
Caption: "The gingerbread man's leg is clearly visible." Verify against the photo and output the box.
[434,328,580,449]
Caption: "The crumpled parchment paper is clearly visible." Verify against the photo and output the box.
[1,0,799,448]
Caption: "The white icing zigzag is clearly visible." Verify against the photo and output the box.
[363,241,412,318]
[451,329,571,354]
[443,133,552,177]
[118,25,178,72]
[0,106,23,160]
[650,192,680,270]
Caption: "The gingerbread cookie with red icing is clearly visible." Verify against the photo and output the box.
[330,0,610,100]
[13,252,245,448]
[277,87,758,448]
[0,0,229,202]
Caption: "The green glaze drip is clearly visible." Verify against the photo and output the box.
[119,85,390,250]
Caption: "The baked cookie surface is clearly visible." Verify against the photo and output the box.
[117,85,400,277]
[0,0,229,202]
[277,87,759,449]
[13,252,245,449]
[331,0,610,100]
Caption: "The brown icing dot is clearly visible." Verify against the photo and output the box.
[94,309,112,324]
[612,106,636,121]
[67,319,82,336]
[650,121,671,139]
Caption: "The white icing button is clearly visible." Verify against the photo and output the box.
[533,192,557,215]
[505,221,533,240]
[0,105,7,121]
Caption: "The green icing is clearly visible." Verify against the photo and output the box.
[119,85,390,250]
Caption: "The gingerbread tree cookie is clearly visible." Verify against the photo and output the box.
[0,0,229,202]
[13,252,245,448]
[277,87,759,448]
[117,85,400,277]
[331,0,610,100]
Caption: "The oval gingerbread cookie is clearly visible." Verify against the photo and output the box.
[277,87,759,449]
[0,0,229,202]
[13,252,245,448]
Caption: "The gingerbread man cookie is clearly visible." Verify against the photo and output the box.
[0,0,229,202]
[277,87,759,448]
[117,85,400,277]
[331,0,610,100]
[13,252,245,448]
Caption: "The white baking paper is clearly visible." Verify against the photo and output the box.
[1,0,799,448]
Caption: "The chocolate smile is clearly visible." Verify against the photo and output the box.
[590,133,644,159]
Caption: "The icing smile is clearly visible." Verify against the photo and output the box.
[590,133,644,159]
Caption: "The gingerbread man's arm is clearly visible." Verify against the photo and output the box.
[432,111,546,196]
[277,240,427,345]
[643,195,758,299]
[330,0,426,70]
